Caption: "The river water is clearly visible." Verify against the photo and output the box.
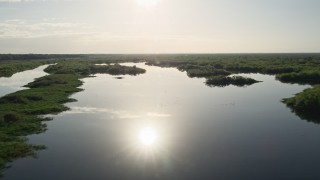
[0,65,49,97]
[3,63,320,180]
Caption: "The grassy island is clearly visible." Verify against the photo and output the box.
[0,60,145,176]
[205,76,260,87]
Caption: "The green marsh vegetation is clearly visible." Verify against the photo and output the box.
[0,74,82,176]
[0,54,84,61]
[0,59,145,176]
[0,54,86,77]
[205,76,260,87]
[0,61,49,77]
[0,53,320,176]
[282,86,320,123]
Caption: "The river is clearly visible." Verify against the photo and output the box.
[3,63,320,180]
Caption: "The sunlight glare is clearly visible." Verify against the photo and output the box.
[139,127,158,146]
[136,0,158,7]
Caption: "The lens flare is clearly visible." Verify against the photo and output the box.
[139,127,158,146]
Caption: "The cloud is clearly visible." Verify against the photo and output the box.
[146,112,171,118]
[0,0,44,2]
[0,19,92,38]
[0,18,214,53]
[0,18,197,41]
[0,0,75,2]
[0,0,28,2]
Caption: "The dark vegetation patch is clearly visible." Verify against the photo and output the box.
[206,76,260,87]
[276,71,320,85]
[0,54,84,61]
[44,60,145,76]
[182,64,231,77]
[282,86,320,123]
[27,75,68,88]
[90,64,145,75]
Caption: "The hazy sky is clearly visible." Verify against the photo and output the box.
[0,0,319,53]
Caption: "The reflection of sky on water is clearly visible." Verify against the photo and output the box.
[3,63,320,180]
[65,106,171,119]
[0,65,49,97]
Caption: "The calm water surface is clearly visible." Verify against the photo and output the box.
[3,63,320,180]
[0,65,49,97]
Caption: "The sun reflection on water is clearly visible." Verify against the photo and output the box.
[138,126,158,147]
[125,123,170,161]
[132,125,165,156]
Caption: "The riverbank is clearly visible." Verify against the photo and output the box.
[0,61,146,176]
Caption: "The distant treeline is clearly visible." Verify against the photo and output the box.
[0,54,85,61]
[144,53,320,85]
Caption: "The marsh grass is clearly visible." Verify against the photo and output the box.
[0,60,52,78]
[206,76,260,87]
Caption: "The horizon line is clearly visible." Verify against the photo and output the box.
[1,52,320,55]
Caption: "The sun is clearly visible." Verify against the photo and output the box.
[136,0,158,7]
[138,127,158,146]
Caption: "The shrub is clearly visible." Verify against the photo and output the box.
[206,76,260,87]
[3,113,21,123]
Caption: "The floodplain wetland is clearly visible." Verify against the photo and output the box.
[0,53,320,179]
